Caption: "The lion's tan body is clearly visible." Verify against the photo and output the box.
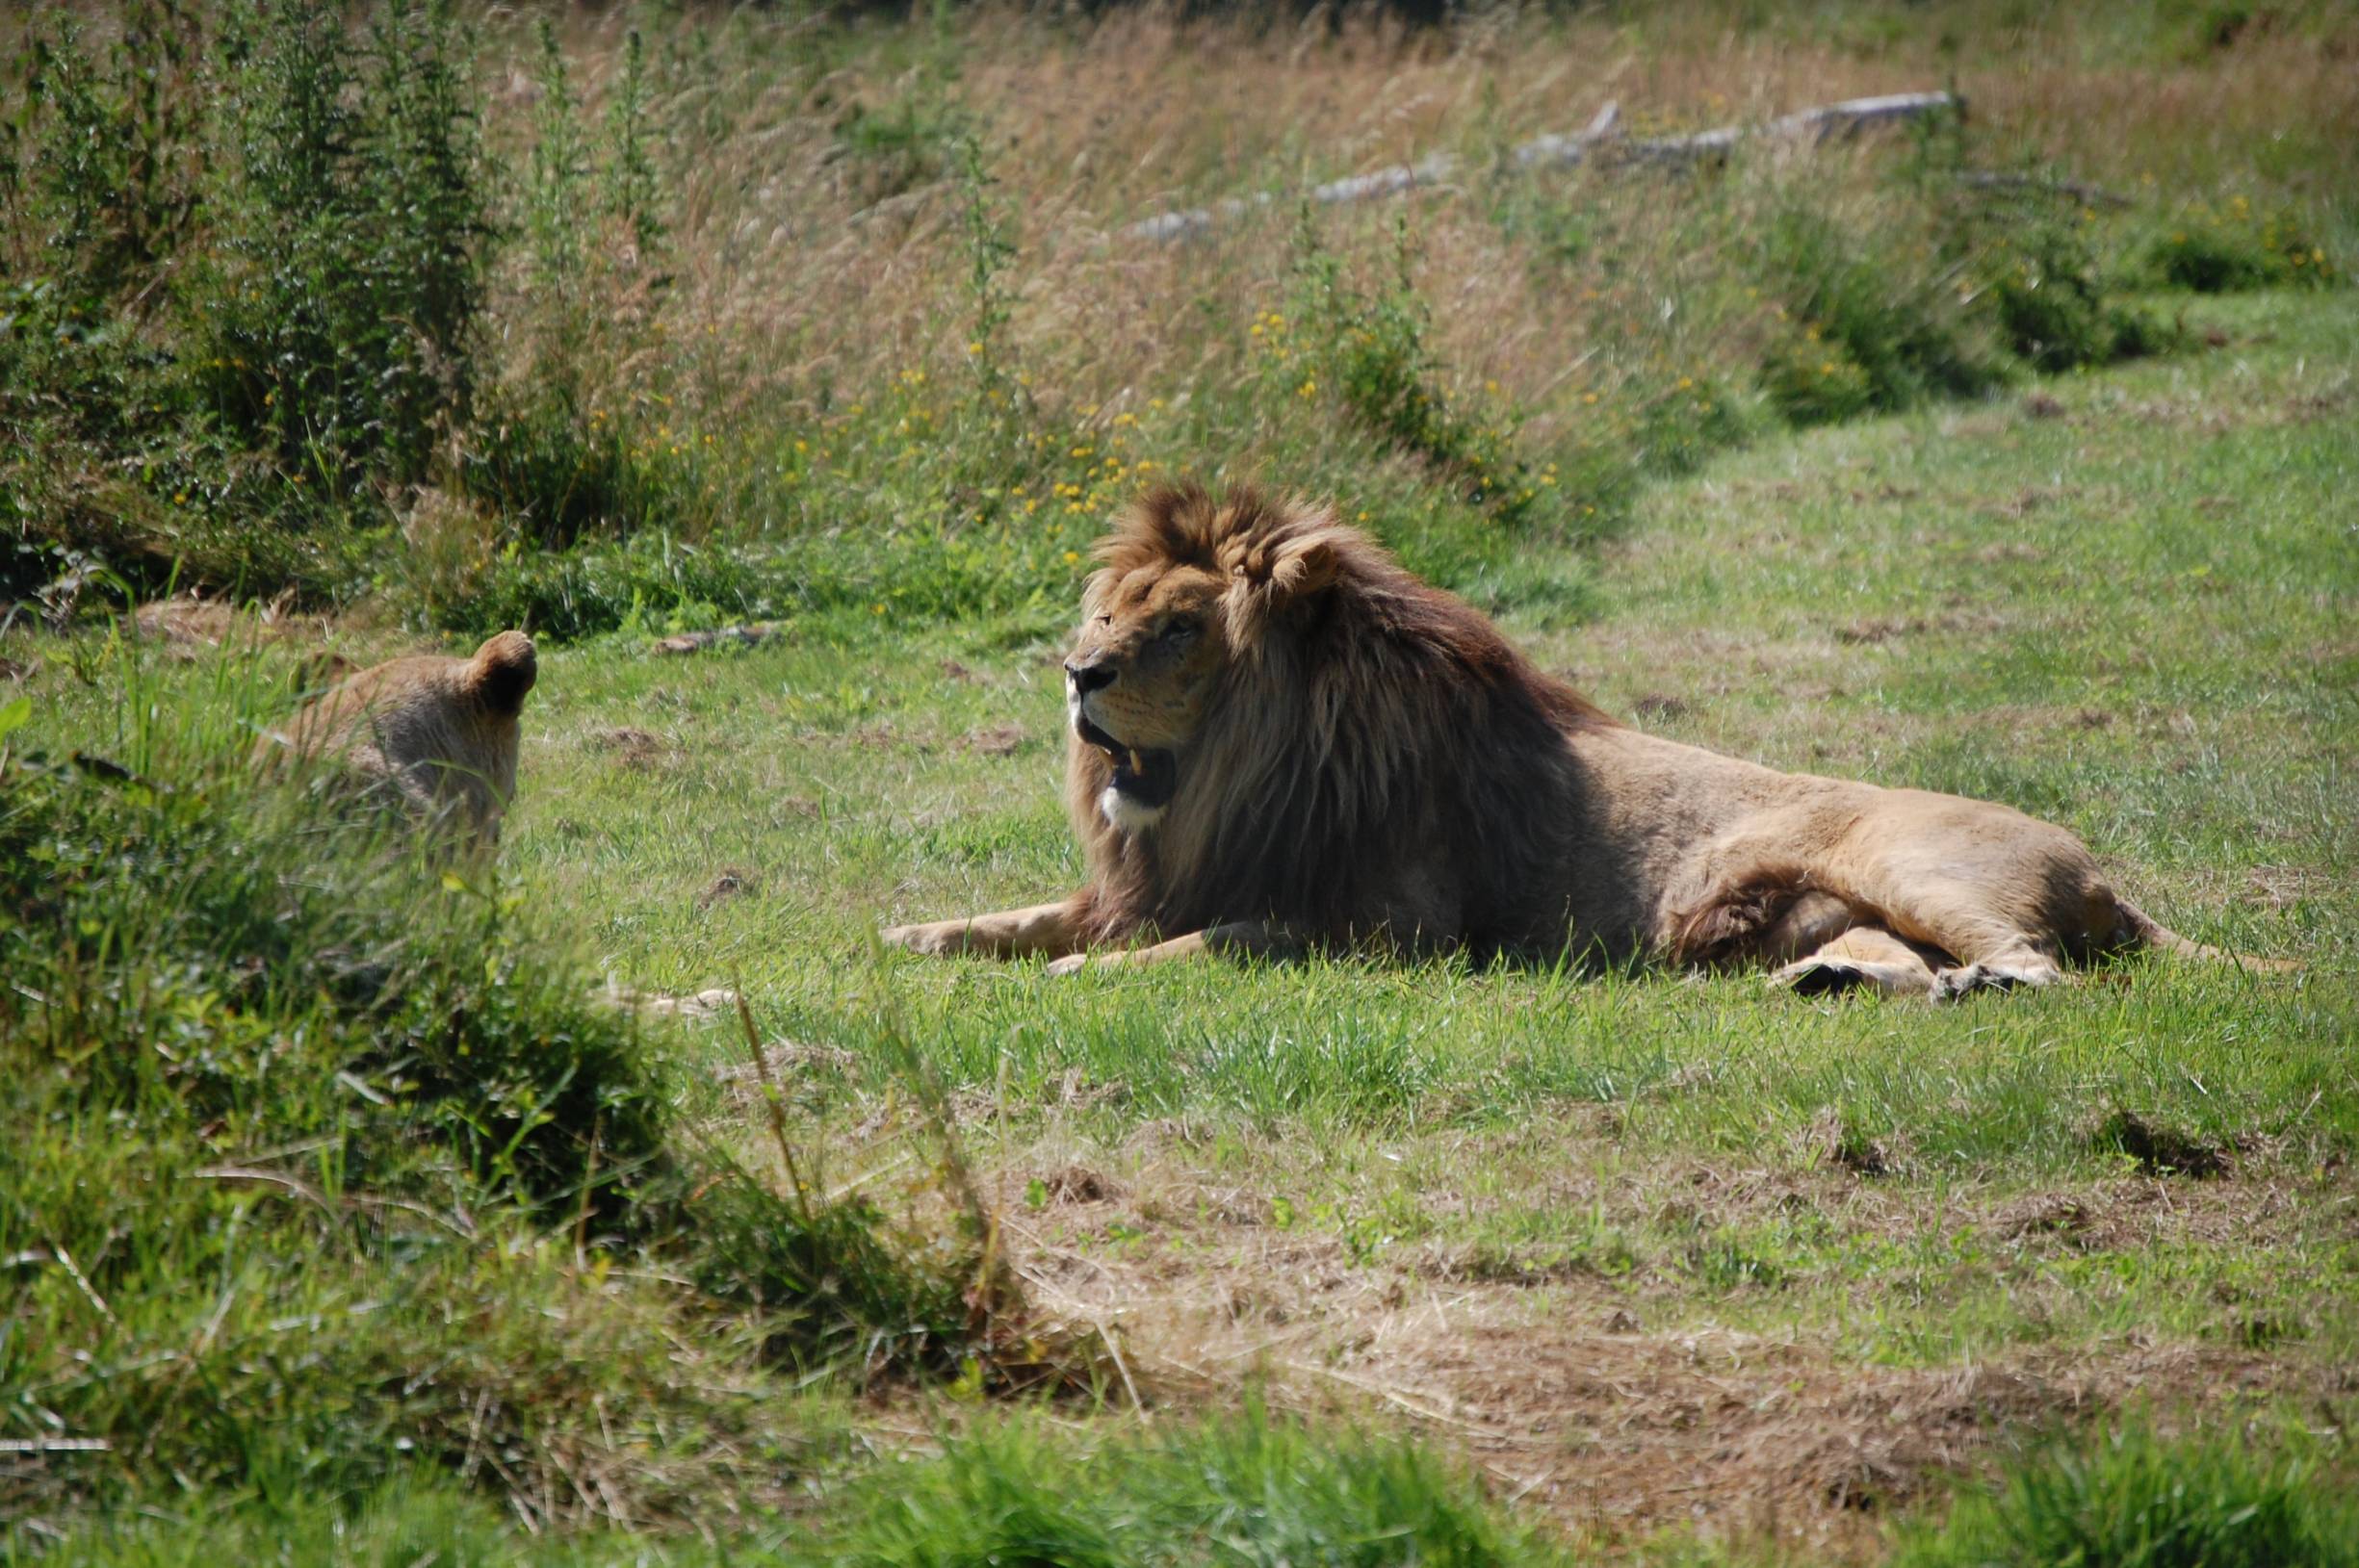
[883,487,2230,998]
[258,630,536,853]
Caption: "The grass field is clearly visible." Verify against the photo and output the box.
[12,284,2353,1564]
[5,2,2358,1563]
[457,286,2359,1552]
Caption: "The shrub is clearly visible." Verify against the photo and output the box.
[1632,371,1750,475]
[1277,217,1573,531]
[1985,226,2173,373]
[454,390,695,553]
[193,0,490,494]
[2148,201,2338,292]
[1758,206,2009,422]
[1760,330,1879,425]
[0,0,491,610]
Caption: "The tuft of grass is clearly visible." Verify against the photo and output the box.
[1983,225,2176,373]
[5,1407,1572,1566]
[1757,205,2009,424]
[811,1405,1562,1568]
[2089,1109,2232,1179]
[2145,197,2339,293]
[1897,1420,2359,1568]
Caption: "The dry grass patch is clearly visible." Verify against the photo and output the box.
[963,1121,2343,1554]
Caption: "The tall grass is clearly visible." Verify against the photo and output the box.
[6,2,2346,637]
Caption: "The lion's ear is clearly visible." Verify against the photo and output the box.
[1264,536,1340,605]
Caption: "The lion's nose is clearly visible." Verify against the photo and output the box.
[1065,657,1116,695]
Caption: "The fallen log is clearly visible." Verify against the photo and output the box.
[1123,90,1960,244]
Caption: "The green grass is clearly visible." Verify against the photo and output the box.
[9,285,2350,1560]
[1896,1419,2359,1568]
[5,0,2356,1558]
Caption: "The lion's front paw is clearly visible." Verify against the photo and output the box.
[1044,952,1092,977]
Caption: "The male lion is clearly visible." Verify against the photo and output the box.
[884,485,2242,997]
[257,630,536,853]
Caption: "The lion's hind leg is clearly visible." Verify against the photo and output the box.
[1771,926,1947,999]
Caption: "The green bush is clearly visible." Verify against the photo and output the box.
[1276,218,1574,531]
[193,0,489,494]
[0,0,490,609]
[2147,197,2337,292]
[1986,227,2173,373]
[1759,330,1879,425]
[455,391,696,553]
[1632,372,1750,475]
[1758,206,2009,423]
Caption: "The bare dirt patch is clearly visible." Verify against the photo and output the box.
[961,722,1029,757]
[592,725,674,768]
[975,1135,2332,1553]
[699,867,758,909]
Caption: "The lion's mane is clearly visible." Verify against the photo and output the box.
[1065,485,1614,951]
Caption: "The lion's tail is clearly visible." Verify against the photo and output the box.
[2115,898,2300,973]
[465,630,538,717]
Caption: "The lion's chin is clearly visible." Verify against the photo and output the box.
[1099,784,1168,835]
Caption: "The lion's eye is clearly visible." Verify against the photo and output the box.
[1161,616,1200,643]
[1095,613,1113,627]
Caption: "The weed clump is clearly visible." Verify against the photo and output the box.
[1275,218,1575,531]
[1897,1421,2359,1568]
[1757,207,2009,424]
[2146,198,2338,293]
[1,0,491,608]
[1984,227,2175,373]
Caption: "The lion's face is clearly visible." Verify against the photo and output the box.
[1066,559,1230,832]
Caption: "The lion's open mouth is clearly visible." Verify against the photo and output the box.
[1076,714,1178,808]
